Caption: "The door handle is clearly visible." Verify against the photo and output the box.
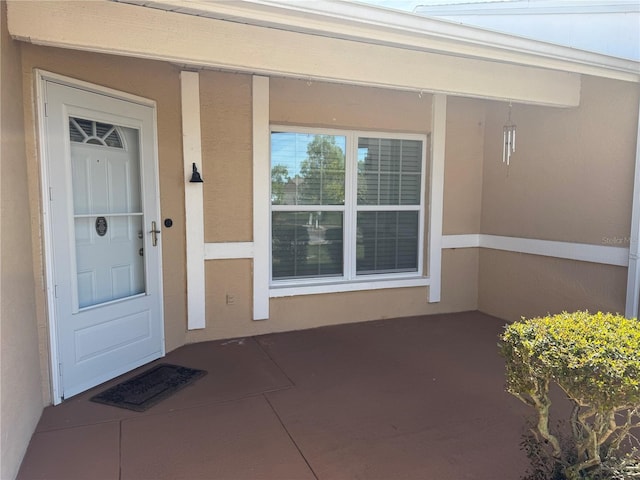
[149,221,161,247]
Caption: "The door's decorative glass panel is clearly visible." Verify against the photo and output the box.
[70,122,145,308]
[69,117,124,148]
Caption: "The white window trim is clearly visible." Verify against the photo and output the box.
[268,125,429,295]
[271,277,431,297]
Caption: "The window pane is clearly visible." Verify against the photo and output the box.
[379,139,400,173]
[400,174,421,205]
[379,173,400,204]
[358,138,422,206]
[356,211,419,275]
[272,211,343,279]
[401,140,422,172]
[271,132,346,206]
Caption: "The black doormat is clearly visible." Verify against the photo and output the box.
[90,364,207,412]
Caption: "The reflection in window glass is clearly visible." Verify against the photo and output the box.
[357,138,422,206]
[357,211,419,274]
[272,211,343,279]
[271,133,346,206]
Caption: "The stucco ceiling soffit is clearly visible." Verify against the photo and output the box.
[117,0,639,81]
[7,0,580,107]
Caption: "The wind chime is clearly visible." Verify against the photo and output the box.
[503,102,516,166]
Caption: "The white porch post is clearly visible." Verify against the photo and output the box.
[428,94,446,303]
[625,100,640,319]
[181,71,206,329]
[253,75,270,320]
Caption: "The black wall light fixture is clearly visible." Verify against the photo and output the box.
[189,163,204,183]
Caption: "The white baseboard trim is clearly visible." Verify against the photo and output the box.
[441,234,481,249]
[442,234,629,267]
[204,242,254,260]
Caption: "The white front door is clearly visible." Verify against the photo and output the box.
[42,77,164,401]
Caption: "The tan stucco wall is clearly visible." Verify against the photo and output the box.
[443,97,485,235]
[200,71,253,243]
[270,78,433,133]
[481,76,637,244]
[18,45,189,396]
[0,4,45,478]
[478,76,639,320]
[479,250,627,320]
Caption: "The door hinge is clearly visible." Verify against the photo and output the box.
[44,102,49,117]
[54,285,59,298]
[49,187,53,201]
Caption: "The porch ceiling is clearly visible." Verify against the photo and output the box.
[6,0,589,107]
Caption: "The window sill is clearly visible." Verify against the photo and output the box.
[269,276,430,298]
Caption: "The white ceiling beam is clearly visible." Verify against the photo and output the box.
[8,0,581,107]
[125,0,638,82]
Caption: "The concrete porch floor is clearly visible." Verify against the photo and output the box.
[17,312,532,480]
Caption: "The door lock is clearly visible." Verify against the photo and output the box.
[149,221,161,247]
[139,247,144,257]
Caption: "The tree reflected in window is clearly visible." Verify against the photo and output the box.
[271,133,346,279]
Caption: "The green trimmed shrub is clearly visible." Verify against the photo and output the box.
[500,311,640,479]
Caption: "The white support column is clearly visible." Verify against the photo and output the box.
[428,94,446,303]
[181,71,206,329]
[253,75,270,320]
[625,100,640,319]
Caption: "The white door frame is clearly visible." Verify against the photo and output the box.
[35,70,165,404]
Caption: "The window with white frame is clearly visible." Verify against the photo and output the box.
[270,127,427,286]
